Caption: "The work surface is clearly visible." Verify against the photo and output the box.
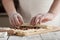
[0,31,60,40]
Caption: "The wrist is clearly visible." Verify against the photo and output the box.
[7,12,18,16]
[48,12,56,18]
[48,13,56,18]
[6,10,17,15]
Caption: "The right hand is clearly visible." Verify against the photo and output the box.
[8,13,24,28]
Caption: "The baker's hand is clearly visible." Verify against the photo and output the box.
[30,13,55,25]
[8,13,24,28]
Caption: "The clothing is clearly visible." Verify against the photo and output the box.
[18,0,60,26]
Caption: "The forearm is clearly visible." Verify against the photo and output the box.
[48,0,60,15]
[2,0,17,15]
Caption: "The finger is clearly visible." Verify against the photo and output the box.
[35,18,39,24]
[30,17,36,25]
[38,17,41,24]
[38,18,41,24]
[9,19,13,27]
[35,15,42,24]
[10,19,15,27]
[13,16,20,26]
[17,15,24,25]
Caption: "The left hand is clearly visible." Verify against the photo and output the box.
[30,13,55,25]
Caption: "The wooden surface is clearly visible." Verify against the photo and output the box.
[0,31,60,40]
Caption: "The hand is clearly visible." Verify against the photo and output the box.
[8,13,24,28]
[30,13,55,25]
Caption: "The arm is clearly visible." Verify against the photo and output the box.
[2,0,24,27]
[2,0,17,15]
[30,0,60,25]
[48,0,60,15]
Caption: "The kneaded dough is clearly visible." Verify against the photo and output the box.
[15,24,60,36]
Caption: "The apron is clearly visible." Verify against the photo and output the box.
[19,0,53,22]
[18,0,60,26]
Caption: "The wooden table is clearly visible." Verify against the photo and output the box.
[0,31,60,40]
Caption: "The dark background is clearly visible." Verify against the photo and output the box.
[0,0,19,13]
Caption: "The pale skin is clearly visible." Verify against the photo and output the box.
[2,0,60,27]
[2,0,24,28]
[31,0,60,25]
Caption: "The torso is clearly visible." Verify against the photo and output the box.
[18,0,54,23]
